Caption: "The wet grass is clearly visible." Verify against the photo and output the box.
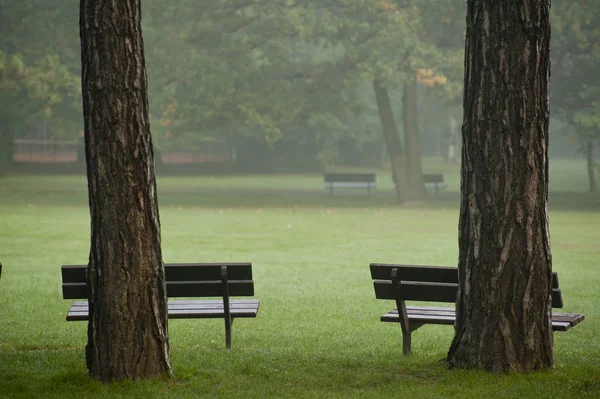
[0,163,598,398]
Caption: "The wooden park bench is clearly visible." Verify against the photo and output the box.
[390,173,446,193]
[423,173,446,193]
[324,172,376,195]
[370,263,585,355]
[62,262,260,348]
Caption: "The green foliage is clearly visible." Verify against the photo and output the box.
[552,2,600,141]
[24,54,75,116]
[7,0,594,175]
[0,0,80,141]
[2,0,469,169]
[0,51,25,91]
[140,0,469,167]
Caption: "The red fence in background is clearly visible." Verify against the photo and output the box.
[161,152,233,164]
[13,139,79,163]
[12,139,236,165]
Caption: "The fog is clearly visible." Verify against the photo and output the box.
[1,1,598,193]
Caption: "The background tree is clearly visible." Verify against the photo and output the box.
[447,0,554,372]
[304,0,461,202]
[0,0,465,180]
[80,0,172,381]
[6,0,594,186]
[552,1,600,192]
[0,0,78,172]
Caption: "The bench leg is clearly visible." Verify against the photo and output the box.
[391,268,412,355]
[221,265,233,349]
[224,317,232,349]
[402,330,412,355]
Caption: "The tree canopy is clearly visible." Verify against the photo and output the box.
[1,0,597,178]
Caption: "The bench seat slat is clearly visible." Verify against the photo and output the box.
[380,307,584,331]
[552,322,571,332]
[383,314,456,325]
[67,299,260,321]
[551,312,585,327]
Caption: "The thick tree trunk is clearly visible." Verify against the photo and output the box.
[402,80,426,201]
[373,80,408,204]
[447,0,554,372]
[80,0,173,381]
[586,140,598,193]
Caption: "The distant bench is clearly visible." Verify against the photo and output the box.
[390,173,446,193]
[370,263,585,355]
[62,262,260,349]
[324,173,376,195]
[423,174,446,193]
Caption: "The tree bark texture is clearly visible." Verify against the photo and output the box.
[80,0,173,381]
[402,80,426,201]
[447,0,554,372]
[373,80,409,204]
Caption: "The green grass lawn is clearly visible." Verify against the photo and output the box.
[0,166,599,398]
[0,157,592,193]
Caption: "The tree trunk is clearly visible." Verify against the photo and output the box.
[0,126,12,176]
[586,140,598,193]
[373,80,409,204]
[402,80,426,201]
[80,0,173,381]
[447,0,554,372]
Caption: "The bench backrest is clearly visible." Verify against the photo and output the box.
[370,263,563,308]
[62,263,254,300]
[423,174,444,183]
[324,173,376,183]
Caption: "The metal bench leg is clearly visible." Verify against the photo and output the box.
[391,268,412,355]
[221,266,232,349]
[402,330,412,355]
[224,316,232,349]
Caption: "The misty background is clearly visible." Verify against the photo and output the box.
[1,1,598,192]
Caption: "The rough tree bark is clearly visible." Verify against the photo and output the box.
[402,80,426,200]
[80,0,173,381]
[447,0,554,372]
[373,80,409,204]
